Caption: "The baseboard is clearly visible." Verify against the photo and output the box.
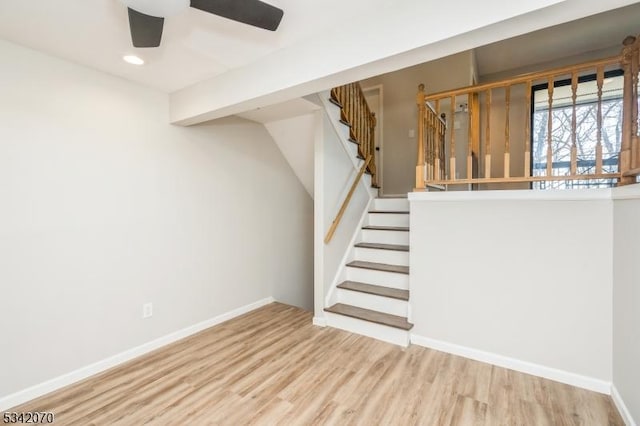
[0,297,275,411]
[612,384,637,426]
[312,316,327,327]
[411,334,611,395]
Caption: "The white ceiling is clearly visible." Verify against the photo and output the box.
[0,0,388,92]
[475,3,640,78]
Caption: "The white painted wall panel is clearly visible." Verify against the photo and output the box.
[0,39,313,399]
[409,192,613,382]
[612,186,640,424]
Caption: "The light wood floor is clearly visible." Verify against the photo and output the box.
[13,303,623,425]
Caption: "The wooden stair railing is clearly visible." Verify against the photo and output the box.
[331,83,378,187]
[416,84,446,188]
[416,35,640,189]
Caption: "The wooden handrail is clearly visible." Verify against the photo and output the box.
[423,56,620,101]
[325,156,372,244]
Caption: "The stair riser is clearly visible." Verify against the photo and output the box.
[354,247,409,266]
[367,213,410,227]
[324,312,410,347]
[374,198,410,211]
[337,289,408,316]
[361,229,409,245]
[346,267,409,290]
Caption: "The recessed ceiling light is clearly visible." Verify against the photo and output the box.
[123,55,144,65]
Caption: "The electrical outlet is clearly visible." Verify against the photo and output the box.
[143,302,153,319]
[408,129,415,138]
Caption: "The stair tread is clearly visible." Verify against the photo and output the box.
[346,260,409,274]
[337,281,409,300]
[328,97,343,108]
[362,225,409,232]
[325,303,413,330]
[368,210,409,214]
[354,242,409,252]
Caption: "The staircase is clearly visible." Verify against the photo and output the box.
[324,197,413,347]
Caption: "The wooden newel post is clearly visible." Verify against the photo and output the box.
[416,84,426,190]
[620,35,637,185]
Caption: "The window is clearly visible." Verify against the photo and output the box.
[531,70,623,189]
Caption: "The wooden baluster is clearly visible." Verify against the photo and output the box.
[469,93,480,180]
[430,110,435,179]
[425,107,433,180]
[524,81,531,177]
[353,85,358,143]
[467,94,473,179]
[362,95,367,152]
[435,100,441,180]
[433,110,437,180]
[354,86,358,146]
[546,76,554,177]
[485,89,492,178]
[631,40,639,171]
[349,84,354,141]
[450,95,456,180]
[358,94,363,150]
[620,36,636,184]
[370,112,378,186]
[425,109,430,180]
[596,66,604,174]
[441,116,446,180]
[416,84,426,189]
[570,72,578,176]
[353,86,357,140]
[504,85,511,178]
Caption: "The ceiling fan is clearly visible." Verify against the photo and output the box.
[121,0,284,48]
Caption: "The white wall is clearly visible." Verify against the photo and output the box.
[0,39,312,399]
[613,185,640,424]
[361,52,474,195]
[264,113,316,198]
[409,190,613,387]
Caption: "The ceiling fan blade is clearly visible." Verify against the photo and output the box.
[128,8,165,47]
[190,0,283,31]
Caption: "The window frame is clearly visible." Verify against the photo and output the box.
[529,68,624,189]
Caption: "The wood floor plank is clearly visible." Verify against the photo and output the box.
[10,302,624,425]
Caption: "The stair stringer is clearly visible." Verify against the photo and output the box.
[314,90,376,326]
